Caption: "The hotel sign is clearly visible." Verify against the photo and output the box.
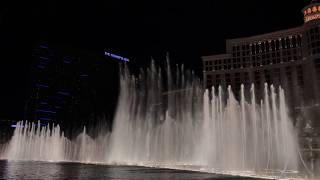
[105,51,130,62]
[305,13,320,22]
[303,4,320,23]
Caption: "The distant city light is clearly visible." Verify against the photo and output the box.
[36,109,57,114]
[39,45,48,49]
[11,124,24,128]
[104,51,130,62]
[57,91,70,96]
[39,117,52,121]
[36,84,49,88]
[39,56,50,60]
[37,65,45,69]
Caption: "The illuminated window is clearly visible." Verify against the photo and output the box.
[308,8,312,14]
[313,6,318,13]
[304,10,307,15]
[292,36,297,48]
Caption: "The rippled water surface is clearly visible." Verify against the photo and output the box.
[0,160,263,179]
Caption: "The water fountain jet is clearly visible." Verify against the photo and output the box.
[0,61,303,179]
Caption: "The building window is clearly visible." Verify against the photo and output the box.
[261,43,265,53]
[297,65,304,87]
[308,8,312,14]
[286,38,291,48]
[292,36,297,48]
[276,40,280,50]
[226,74,231,86]
[297,35,302,47]
[271,40,275,51]
[281,38,286,49]
[264,69,270,82]
[251,45,255,55]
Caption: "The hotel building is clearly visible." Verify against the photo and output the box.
[202,0,320,110]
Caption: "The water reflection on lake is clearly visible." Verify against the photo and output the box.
[0,160,260,179]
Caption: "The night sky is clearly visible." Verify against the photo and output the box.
[0,0,309,119]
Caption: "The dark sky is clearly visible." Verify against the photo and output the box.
[0,0,310,119]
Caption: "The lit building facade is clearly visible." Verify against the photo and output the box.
[202,0,320,110]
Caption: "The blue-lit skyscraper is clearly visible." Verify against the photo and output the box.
[26,43,120,137]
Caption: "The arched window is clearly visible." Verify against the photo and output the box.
[271,40,275,51]
[313,6,318,13]
[266,41,270,52]
[276,40,280,50]
[292,36,297,48]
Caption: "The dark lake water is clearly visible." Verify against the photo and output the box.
[0,160,263,180]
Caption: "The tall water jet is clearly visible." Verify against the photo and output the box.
[250,84,258,169]
[240,84,246,170]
